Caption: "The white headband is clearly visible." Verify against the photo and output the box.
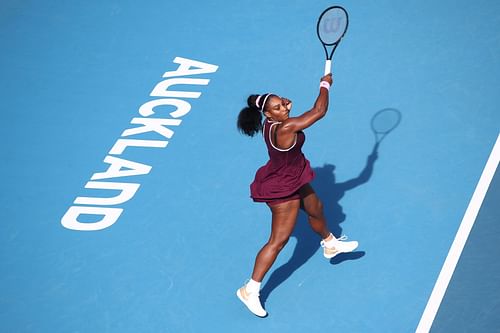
[256,93,272,112]
[255,95,262,109]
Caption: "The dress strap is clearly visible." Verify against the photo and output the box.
[268,122,297,152]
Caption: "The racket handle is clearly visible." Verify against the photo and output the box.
[324,60,331,75]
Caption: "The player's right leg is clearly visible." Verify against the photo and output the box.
[299,184,358,258]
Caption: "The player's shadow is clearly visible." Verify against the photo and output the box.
[260,144,379,304]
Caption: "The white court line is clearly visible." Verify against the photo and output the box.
[415,133,500,333]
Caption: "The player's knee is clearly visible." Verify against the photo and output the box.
[276,238,289,251]
[269,236,290,252]
[316,199,324,213]
[309,199,324,218]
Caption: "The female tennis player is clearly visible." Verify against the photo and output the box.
[236,73,359,317]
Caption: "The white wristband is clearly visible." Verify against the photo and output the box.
[320,81,330,91]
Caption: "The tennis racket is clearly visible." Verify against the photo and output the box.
[317,6,349,75]
[371,108,402,149]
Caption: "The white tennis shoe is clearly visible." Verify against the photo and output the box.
[236,285,267,317]
[320,235,358,259]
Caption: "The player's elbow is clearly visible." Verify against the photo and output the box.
[314,105,328,119]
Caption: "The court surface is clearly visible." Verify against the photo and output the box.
[1,1,499,332]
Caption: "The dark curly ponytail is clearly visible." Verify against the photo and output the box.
[237,94,271,137]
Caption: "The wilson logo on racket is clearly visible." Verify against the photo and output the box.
[321,17,344,34]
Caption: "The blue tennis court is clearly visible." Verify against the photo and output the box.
[1,1,499,332]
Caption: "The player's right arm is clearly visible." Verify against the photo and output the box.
[281,74,333,133]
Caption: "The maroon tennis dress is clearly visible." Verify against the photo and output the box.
[250,119,315,205]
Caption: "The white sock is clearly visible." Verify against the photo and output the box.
[323,233,336,247]
[245,279,261,293]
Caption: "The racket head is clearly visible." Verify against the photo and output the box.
[316,6,349,46]
[371,108,402,135]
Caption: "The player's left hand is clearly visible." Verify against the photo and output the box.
[282,97,292,111]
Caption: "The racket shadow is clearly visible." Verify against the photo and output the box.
[260,145,379,304]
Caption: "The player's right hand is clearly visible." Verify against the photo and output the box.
[320,73,333,85]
